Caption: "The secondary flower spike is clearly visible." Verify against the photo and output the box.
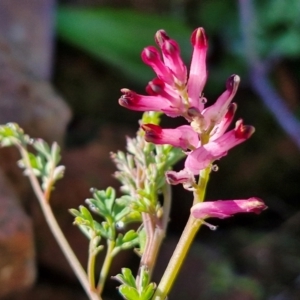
[191,198,267,220]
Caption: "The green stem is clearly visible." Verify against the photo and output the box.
[88,235,98,292]
[97,240,115,294]
[152,215,202,299]
[18,145,101,300]
[161,184,172,232]
[194,167,211,204]
[152,166,210,299]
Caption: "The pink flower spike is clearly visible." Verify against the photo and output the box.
[141,124,199,150]
[141,46,174,85]
[191,198,267,220]
[187,27,208,112]
[203,75,240,124]
[161,39,187,84]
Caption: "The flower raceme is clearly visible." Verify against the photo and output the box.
[119,27,255,188]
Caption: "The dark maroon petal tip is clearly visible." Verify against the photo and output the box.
[235,120,255,139]
[141,124,162,142]
[225,103,237,119]
[118,89,136,107]
[163,39,180,55]
[146,78,165,95]
[191,27,207,48]
[226,75,240,92]
[250,198,268,214]
[141,46,160,62]
[155,30,170,47]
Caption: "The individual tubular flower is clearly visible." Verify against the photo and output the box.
[202,75,240,131]
[191,198,267,220]
[141,46,175,86]
[119,88,182,117]
[187,27,208,112]
[141,124,199,150]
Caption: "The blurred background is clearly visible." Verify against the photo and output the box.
[0,0,300,299]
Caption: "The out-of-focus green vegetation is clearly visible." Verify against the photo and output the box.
[54,2,300,298]
[56,1,300,91]
[56,7,191,85]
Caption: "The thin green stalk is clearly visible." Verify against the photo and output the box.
[97,240,115,294]
[161,184,172,232]
[152,167,211,299]
[152,215,202,299]
[194,167,211,205]
[88,235,98,292]
[18,145,101,300]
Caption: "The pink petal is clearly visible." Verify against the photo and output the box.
[203,75,240,125]
[119,88,181,117]
[161,39,187,84]
[187,28,208,112]
[184,147,218,174]
[210,103,237,140]
[155,30,170,48]
[191,198,267,219]
[141,124,199,150]
[141,46,174,85]
[185,120,255,174]
[146,78,183,111]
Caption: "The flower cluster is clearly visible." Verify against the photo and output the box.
[119,28,266,221]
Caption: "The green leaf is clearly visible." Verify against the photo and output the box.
[88,187,117,218]
[114,268,137,289]
[79,205,94,229]
[32,139,51,159]
[0,123,29,146]
[114,230,139,255]
[50,142,61,165]
[122,230,138,243]
[52,165,65,181]
[69,208,80,217]
[56,7,191,85]
[118,285,140,300]
[140,283,156,300]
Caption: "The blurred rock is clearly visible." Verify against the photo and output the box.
[0,0,55,80]
[0,2,71,295]
[0,39,71,144]
[0,169,35,298]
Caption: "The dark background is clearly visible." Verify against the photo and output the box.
[1,0,300,299]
